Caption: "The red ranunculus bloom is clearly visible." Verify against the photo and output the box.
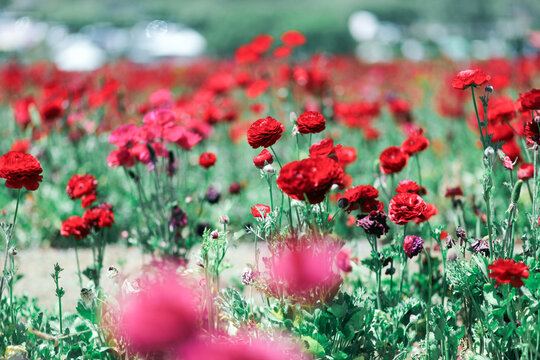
[519,89,540,110]
[296,111,326,134]
[336,146,357,168]
[340,185,382,213]
[277,157,344,204]
[388,192,427,225]
[413,202,438,224]
[83,203,115,229]
[488,258,529,288]
[379,146,409,174]
[247,116,285,149]
[253,149,274,168]
[60,216,90,240]
[250,204,271,218]
[395,180,423,195]
[273,46,292,59]
[0,151,43,191]
[452,69,491,90]
[523,121,540,146]
[281,30,306,47]
[309,138,340,160]
[66,174,98,208]
[198,152,217,169]
[401,135,429,155]
[517,163,534,180]
[250,34,274,54]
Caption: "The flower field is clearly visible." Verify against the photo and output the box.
[2,30,540,359]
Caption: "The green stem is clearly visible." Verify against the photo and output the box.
[470,86,486,149]
[415,154,422,187]
[0,189,21,300]
[74,242,82,288]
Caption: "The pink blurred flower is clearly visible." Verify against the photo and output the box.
[264,235,343,304]
[179,336,309,360]
[117,272,201,355]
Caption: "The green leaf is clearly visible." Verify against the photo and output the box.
[301,335,326,357]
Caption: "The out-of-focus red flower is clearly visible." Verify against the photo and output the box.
[0,151,43,191]
[401,135,429,155]
[12,97,34,129]
[517,163,534,180]
[235,44,260,64]
[277,157,344,204]
[296,111,326,134]
[336,248,353,272]
[39,97,64,123]
[273,46,292,59]
[445,186,463,198]
[519,89,540,110]
[246,79,269,99]
[109,124,138,148]
[281,30,306,47]
[250,34,274,53]
[60,216,90,240]
[250,204,271,218]
[107,148,134,169]
[198,152,217,169]
[336,146,357,168]
[379,146,409,174]
[388,192,427,225]
[253,149,274,168]
[83,203,114,229]
[247,116,285,149]
[452,69,491,89]
[66,174,98,208]
[118,272,200,355]
[488,259,529,288]
[10,139,30,153]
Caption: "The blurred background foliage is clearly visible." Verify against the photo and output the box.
[4,0,540,55]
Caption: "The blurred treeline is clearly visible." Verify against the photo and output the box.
[4,0,540,55]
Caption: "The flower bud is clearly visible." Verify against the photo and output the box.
[263,164,275,174]
[484,85,494,93]
[210,230,219,239]
[219,215,229,224]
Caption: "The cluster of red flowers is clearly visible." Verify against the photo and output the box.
[61,173,114,240]
[379,130,429,175]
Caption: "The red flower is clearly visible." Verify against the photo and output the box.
[339,185,382,213]
[251,204,271,218]
[10,139,30,153]
[523,121,540,146]
[109,124,138,148]
[0,151,43,191]
[247,116,285,149]
[309,138,340,160]
[379,146,409,174]
[488,259,529,288]
[517,163,534,180]
[66,174,98,208]
[246,79,269,99]
[198,152,217,169]
[281,30,306,47]
[388,192,427,225]
[250,34,273,53]
[60,216,90,240]
[253,149,274,168]
[335,146,357,168]
[452,69,491,90]
[519,89,540,110]
[273,46,292,59]
[445,186,464,198]
[107,148,134,169]
[413,202,438,224]
[395,180,423,195]
[277,157,344,204]
[296,111,326,134]
[39,97,64,123]
[401,135,429,155]
[83,204,115,229]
